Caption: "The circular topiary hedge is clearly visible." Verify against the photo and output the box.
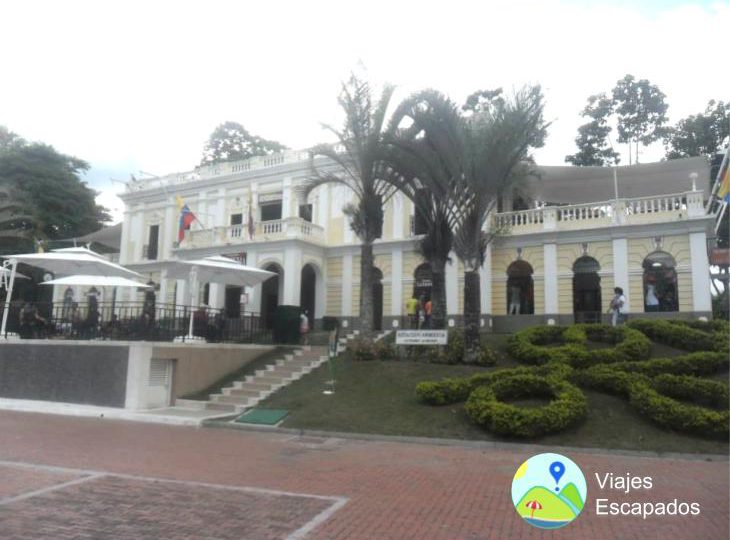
[464,373,587,438]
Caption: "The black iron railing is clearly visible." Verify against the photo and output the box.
[0,301,270,343]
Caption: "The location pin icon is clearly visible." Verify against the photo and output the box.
[549,461,565,492]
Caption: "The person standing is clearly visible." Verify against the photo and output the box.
[645,284,659,312]
[609,287,627,326]
[299,310,310,345]
[405,296,419,329]
[424,298,433,328]
[508,284,521,315]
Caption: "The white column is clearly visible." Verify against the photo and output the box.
[248,251,261,313]
[119,208,132,265]
[159,269,169,306]
[161,200,175,259]
[175,279,188,307]
[481,244,492,313]
[392,193,404,239]
[544,243,558,314]
[208,283,225,309]
[612,238,630,312]
[318,185,329,231]
[689,231,712,312]
[282,246,302,305]
[446,251,458,315]
[281,178,292,218]
[342,253,353,316]
[391,246,403,315]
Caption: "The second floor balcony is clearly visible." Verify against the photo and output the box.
[179,217,325,250]
[492,190,706,235]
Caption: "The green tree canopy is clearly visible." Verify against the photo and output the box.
[566,74,669,165]
[200,121,288,165]
[664,100,729,159]
[565,94,620,166]
[0,129,110,254]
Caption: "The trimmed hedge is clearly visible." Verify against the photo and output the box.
[629,380,729,439]
[506,324,651,367]
[416,363,573,406]
[403,329,499,366]
[651,374,729,410]
[464,373,587,438]
[349,337,397,362]
[627,319,727,353]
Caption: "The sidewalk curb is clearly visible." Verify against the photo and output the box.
[201,419,729,462]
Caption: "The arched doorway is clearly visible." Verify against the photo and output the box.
[413,263,432,302]
[373,267,383,331]
[506,260,534,315]
[260,263,283,329]
[643,251,678,312]
[573,256,602,323]
[300,264,316,324]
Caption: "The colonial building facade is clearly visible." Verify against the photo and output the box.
[114,152,714,331]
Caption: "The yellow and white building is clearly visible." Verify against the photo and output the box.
[116,152,715,331]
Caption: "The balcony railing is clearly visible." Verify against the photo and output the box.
[180,217,324,249]
[492,190,705,234]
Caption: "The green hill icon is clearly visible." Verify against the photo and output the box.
[516,484,584,523]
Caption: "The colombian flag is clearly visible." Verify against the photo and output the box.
[176,195,197,242]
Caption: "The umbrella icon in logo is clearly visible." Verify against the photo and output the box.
[525,500,543,519]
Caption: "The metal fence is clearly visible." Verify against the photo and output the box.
[0,301,271,343]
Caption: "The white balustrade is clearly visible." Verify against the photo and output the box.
[493,191,704,235]
[177,217,323,249]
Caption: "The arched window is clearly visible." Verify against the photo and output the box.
[506,260,534,315]
[643,251,678,312]
[573,256,602,323]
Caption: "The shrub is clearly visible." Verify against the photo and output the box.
[416,363,573,406]
[507,324,651,367]
[651,374,729,410]
[573,365,641,396]
[464,373,587,438]
[350,337,397,362]
[476,345,499,366]
[629,380,729,439]
[627,319,721,352]
[608,352,729,377]
[506,326,587,365]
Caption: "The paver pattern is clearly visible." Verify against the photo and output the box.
[0,410,727,540]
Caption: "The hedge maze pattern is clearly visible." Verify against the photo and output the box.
[416,321,729,439]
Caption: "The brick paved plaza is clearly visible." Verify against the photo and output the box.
[0,411,727,540]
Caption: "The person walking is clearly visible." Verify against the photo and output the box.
[609,287,627,326]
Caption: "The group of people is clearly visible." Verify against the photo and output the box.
[405,295,432,329]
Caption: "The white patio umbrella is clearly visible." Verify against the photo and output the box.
[1,248,142,338]
[40,275,152,288]
[162,256,276,341]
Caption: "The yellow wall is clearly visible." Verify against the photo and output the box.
[490,246,545,315]
[328,216,344,244]
[557,241,613,314]
[326,257,343,315]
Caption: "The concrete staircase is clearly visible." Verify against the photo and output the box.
[194,329,367,414]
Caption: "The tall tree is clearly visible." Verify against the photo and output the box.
[200,121,287,165]
[0,137,110,254]
[664,100,730,159]
[566,75,669,165]
[383,90,461,329]
[306,74,397,334]
[565,94,620,166]
[453,86,547,361]
[611,74,669,164]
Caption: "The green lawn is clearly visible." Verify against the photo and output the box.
[258,334,729,455]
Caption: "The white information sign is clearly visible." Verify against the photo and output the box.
[395,330,448,345]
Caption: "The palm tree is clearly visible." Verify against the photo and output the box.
[452,85,547,361]
[382,90,463,329]
[385,86,546,360]
[306,74,397,334]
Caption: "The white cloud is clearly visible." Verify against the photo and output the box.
[1,0,727,206]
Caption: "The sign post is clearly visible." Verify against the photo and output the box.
[395,329,448,346]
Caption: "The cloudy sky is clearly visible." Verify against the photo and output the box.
[1,0,727,222]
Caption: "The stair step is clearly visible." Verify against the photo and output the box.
[174,398,208,410]
[205,402,237,412]
[234,381,272,391]
[215,394,257,405]
[224,388,264,398]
